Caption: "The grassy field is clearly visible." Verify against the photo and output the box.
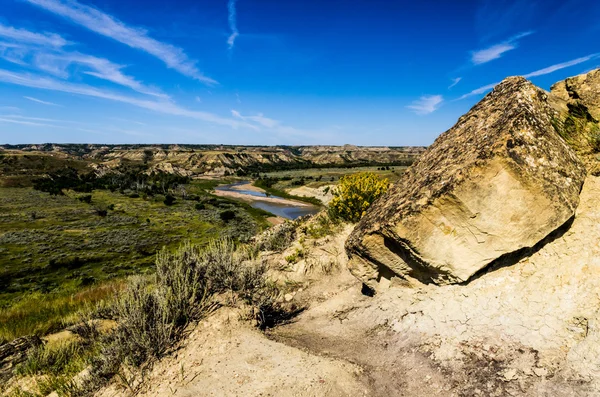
[262,165,407,190]
[0,181,271,342]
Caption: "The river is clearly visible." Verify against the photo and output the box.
[214,182,320,220]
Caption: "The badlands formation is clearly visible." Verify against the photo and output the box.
[73,69,600,396]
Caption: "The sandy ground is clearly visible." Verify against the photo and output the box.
[213,186,313,207]
[288,185,334,205]
[96,176,600,397]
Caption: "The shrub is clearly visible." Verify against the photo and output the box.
[163,194,176,206]
[329,172,389,222]
[285,248,305,264]
[219,210,236,222]
[77,194,92,204]
[77,239,273,395]
[306,213,339,239]
[254,221,297,252]
[195,203,206,210]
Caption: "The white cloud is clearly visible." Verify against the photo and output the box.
[231,109,279,128]
[407,95,443,115]
[448,77,462,89]
[227,0,239,50]
[523,54,599,78]
[471,31,533,65]
[0,24,167,98]
[35,52,168,98]
[23,0,217,85]
[0,116,57,127]
[231,109,329,141]
[458,53,600,100]
[0,23,70,47]
[24,96,61,106]
[0,69,254,129]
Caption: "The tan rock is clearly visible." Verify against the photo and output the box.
[551,68,600,120]
[346,76,586,289]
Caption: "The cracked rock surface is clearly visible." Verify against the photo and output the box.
[346,76,586,288]
[551,68,600,120]
[275,176,600,396]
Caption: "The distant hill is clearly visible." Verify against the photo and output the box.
[0,144,425,185]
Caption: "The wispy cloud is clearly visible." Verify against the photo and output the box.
[458,53,600,100]
[471,31,533,65]
[231,109,279,128]
[35,52,168,98]
[1,114,81,123]
[231,109,330,141]
[0,24,167,98]
[0,23,70,47]
[0,106,21,112]
[227,0,239,50]
[0,69,253,129]
[0,116,57,127]
[24,96,61,106]
[522,54,599,78]
[407,95,443,115]
[448,77,462,89]
[23,0,217,85]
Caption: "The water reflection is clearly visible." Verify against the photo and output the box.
[215,182,320,220]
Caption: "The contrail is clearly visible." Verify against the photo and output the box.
[227,0,239,50]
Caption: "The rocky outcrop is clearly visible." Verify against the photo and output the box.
[0,144,425,177]
[0,336,42,381]
[551,68,600,120]
[346,76,586,289]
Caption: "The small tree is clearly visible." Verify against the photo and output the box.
[329,172,389,222]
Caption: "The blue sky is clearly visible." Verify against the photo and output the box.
[0,0,599,145]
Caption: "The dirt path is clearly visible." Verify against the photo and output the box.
[272,175,600,396]
[99,176,600,397]
[97,308,369,397]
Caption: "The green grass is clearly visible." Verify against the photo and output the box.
[261,165,407,190]
[0,181,271,342]
[252,180,323,206]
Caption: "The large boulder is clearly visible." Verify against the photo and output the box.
[551,68,600,120]
[346,77,586,289]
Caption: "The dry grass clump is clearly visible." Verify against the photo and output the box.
[78,238,290,396]
[7,238,297,396]
[0,283,121,344]
[253,221,298,252]
[552,104,600,153]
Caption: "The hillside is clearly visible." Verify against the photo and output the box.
[0,145,424,186]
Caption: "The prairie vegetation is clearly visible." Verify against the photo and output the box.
[256,165,406,190]
[552,103,600,153]
[329,172,390,222]
[0,180,271,343]
[3,238,297,396]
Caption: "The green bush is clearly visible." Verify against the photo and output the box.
[219,210,236,222]
[163,194,176,206]
[329,172,389,222]
[77,194,92,204]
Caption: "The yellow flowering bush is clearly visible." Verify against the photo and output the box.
[329,172,389,222]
